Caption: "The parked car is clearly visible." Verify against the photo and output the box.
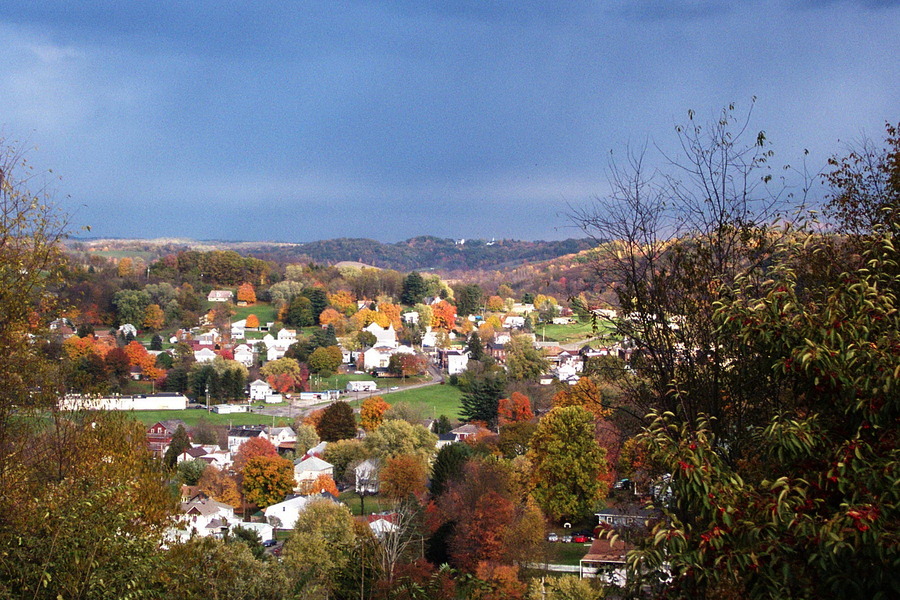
[561,535,573,543]
[546,532,559,542]
[262,539,277,548]
[573,534,590,543]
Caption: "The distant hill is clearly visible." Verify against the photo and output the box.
[286,236,595,271]
[67,236,596,272]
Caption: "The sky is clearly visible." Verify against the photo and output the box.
[1,1,898,243]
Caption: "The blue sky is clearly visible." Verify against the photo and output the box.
[1,1,898,242]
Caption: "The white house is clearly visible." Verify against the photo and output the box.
[231,319,247,340]
[362,346,395,370]
[277,328,297,342]
[294,456,333,487]
[118,323,138,337]
[421,327,438,348]
[249,379,273,401]
[180,496,237,538]
[355,458,381,494]
[364,323,398,348]
[194,347,218,363]
[264,495,312,529]
[401,312,419,325]
[197,329,218,345]
[365,513,398,539]
[347,380,377,392]
[445,349,469,375]
[267,426,297,446]
[503,315,526,329]
[227,426,269,454]
[208,290,233,303]
[234,344,254,367]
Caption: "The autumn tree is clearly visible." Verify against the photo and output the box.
[528,406,607,522]
[322,438,368,485]
[245,313,259,328]
[360,396,391,431]
[242,454,295,508]
[293,423,321,456]
[198,464,242,508]
[307,345,342,375]
[497,392,534,425]
[236,282,256,304]
[553,377,612,420]
[316,401,358,442]
[232,436,279,473]
[297,473,340,497]
[431,300,457,331]
[380,454,429,500]
[143,303,165,331]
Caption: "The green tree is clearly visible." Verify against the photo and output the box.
[322,438,367,485]
[465,331,485,361]
[281,499,362,599]
[627,222,900,599]
[459,367,506,424]
[504,335,548,381]
[287,295,315,327]
[308,346,342,375]
[430,442,474,498]
[363,419,437,463]
[455,283,484,316]
[164,423,192,468]
[316,401,358,442]
[177,458,208,486]
[527,406,607,522]
[112,289,151,327]
[292,423,321,456]
[401,271,428,306]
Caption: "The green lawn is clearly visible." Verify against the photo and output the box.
[232,302,277,326]
[127,409,294,428]
[338,491,392,516]
[369,383,463,420]
[536,319,615,344]
[547,541,593,565]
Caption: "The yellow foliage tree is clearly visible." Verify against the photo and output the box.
[360,396,391,431]
[117,256,134,277]
[552,377,611,419]
[143,303,165,330]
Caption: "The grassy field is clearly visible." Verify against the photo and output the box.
[537,319,616,344]
[369,383,464,420]
[232,302,278,326]
[338,491,393,516]
[127,409,295,428]
[546,541,593,565]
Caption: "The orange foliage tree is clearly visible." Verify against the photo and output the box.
[497,392,534,425]
[242,454,295,508]
[360,396,391,431]
[328,290,357,315]
[552,377,611,419]
[198,465,242,508]
[245,313,260,328]
[232,436,279,472]
[237,282,256,304]
[318,307,345,330]
[485,295,505,312]
[297,473,340,496]
[431,300,457,332]
[377,302,402,329]
[380,454,428,500]
[267,372,297,395]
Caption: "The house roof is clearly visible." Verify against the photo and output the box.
[294,456,333,470]
[181,496,233,517]
[228,425,267,437]
[150,419,187,434]
[581,537,631,564]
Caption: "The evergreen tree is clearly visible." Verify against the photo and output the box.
[465,331,485,362]
[150,334,163,351]
[460,374,506,424]
[401,271,427,305]
[164,424,191,468]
